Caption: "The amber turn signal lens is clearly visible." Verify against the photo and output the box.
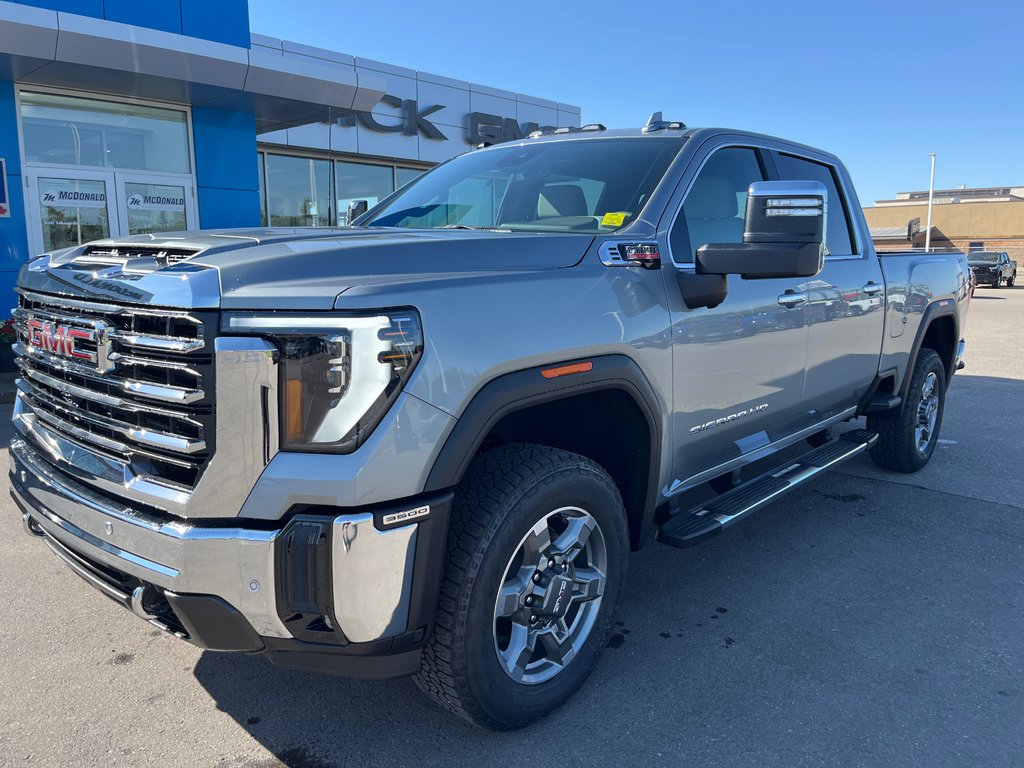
[541,361,593,379]
[284,377,303,443]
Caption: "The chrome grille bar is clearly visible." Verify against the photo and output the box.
[12,290,215,499]
[17,379,206,455]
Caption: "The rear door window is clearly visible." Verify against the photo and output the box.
[774,153,856,256]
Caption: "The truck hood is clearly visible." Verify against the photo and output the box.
[18,227,594,309]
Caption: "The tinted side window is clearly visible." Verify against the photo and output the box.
[774,153,855,256]
[670,147,765,263]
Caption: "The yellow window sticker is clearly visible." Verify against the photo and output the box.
[600,212,628,227]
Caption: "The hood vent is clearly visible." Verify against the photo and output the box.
[77,245,200,268]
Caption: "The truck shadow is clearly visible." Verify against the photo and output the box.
[191,463,1024,767]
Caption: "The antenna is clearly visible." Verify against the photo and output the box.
[642,111,686,134]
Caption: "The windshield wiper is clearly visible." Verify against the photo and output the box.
[438,224,511,232]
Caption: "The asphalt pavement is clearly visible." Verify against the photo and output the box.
[1,286,1022,767]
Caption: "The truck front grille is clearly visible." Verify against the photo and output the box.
[13,290,216,492]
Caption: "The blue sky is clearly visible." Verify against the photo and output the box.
[248,0,1023,206]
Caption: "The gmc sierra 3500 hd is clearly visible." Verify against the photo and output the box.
[10,114,970,730]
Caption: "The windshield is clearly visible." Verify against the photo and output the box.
[362,138,682,233]
[969,252,999,262]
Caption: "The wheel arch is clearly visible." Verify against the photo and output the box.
[423,355,664,550]
[902,299,959,396]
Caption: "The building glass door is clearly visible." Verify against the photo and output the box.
[27,170,116,253]
[19,89,198,256]
[116,175,195,236]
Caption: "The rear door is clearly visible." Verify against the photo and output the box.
[661,141,812,490]
[771,149,884,419]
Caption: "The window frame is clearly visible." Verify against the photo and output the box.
[16,85,197,179]
[256,146,432,226]
[665,143,771,268]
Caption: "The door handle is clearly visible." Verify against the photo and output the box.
[777,291,807,308]
[862,282,884,295]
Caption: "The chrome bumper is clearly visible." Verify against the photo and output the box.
[11,438,425,644]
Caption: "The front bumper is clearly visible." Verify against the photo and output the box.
[10,437,451,679]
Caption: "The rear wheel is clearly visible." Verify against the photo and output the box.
[867,348,946,473]
[415,443,628,730]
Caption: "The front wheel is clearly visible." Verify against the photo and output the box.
[415,443,628,730]
[1008,273,1016,287]
[867,348,946,473]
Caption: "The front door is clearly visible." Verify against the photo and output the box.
[662,144,812,493]
[26,168,197,256]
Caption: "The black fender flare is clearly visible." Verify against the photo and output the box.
[423,354,664,546]
[901,297,959,397]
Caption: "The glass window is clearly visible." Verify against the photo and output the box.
[336,161,394,225]
[20,91,191,174]
[396,166,424,190]
[774,153,855,256]
[365,139,681,233]
[266,154,332,227]
[671,147,766,263]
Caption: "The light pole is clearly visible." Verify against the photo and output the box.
[925,152,936,252]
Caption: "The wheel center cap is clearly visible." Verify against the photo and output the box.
[539,573,574,618]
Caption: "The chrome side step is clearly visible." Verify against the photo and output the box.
[657,429,877,549]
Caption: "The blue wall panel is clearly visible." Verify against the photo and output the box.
[191,106,259,229]
[102,0,182,35]
[0,80,30,304]
[15,0,251,47]
[181,0,250,48]
[196,187,260,230]
[13,0,104,15]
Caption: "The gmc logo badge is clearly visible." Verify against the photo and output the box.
[26,317,114,373]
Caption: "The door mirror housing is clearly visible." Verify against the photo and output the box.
[695,180,826,279]
[347,199,369,224]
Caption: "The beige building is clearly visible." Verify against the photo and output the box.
[863,186,1024,264]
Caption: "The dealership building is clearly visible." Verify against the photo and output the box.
[864,186,1024,264]
[0,0,581,298]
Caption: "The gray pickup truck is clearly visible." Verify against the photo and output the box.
[10,115,970,730]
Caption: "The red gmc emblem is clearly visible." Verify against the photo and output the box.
[25,316,113,372]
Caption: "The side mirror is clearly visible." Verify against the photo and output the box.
[347,199,369,225]
[695,180,826,279]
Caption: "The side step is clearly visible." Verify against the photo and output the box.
[657,429,877,549]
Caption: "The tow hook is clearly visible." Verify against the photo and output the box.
[130,586,160,621]
[22,512,44,537]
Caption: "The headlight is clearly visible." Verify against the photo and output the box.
[224,310,423,452]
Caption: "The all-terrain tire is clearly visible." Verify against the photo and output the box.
[867,348,946,473]
[414,443,628,730]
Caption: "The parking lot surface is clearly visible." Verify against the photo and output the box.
[2,286,1022,767]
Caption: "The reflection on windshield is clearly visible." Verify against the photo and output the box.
[969,253,998,262]
[364,138,681,234]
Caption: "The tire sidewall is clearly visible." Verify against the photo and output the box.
[459,467,628,727]
[906,351,946,468]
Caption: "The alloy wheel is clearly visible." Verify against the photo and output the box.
[492,506,607,685]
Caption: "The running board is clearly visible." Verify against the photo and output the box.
[657,429,877,548]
